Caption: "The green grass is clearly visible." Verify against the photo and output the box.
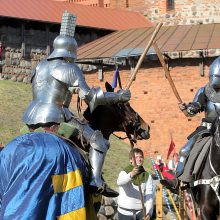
[0,80,137,189]
[0,80,32,145]
[104,135,131,189]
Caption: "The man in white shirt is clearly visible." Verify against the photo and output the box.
[117,148,154,220]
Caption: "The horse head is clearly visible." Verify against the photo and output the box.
[116,102,150,142]
[83,82,150,141]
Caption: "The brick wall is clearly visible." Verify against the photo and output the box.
[77,57,214,159]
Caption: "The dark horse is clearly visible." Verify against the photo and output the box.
[82,82,150,143]
[189,115,220,220]
[71,82,150,219]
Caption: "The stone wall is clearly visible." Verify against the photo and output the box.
[97,197,118,220]
[146,0,220,26]
[0,47,47,83]
[110,0,220,26]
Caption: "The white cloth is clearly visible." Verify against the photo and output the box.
[117,170,154,217]
[168,159,175,170]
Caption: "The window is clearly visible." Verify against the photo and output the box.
[167,0,174,11]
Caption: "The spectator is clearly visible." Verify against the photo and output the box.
[155,155,163,172]
[155,155,174,180]
[117,148,154,220]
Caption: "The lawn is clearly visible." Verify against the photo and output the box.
[0,80,32,144]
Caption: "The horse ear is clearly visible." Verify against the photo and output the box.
[105,82,114,92]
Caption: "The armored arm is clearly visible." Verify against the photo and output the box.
[74,67,131,112]
[184,87,206,117]
[51,62,131,112]
[80,87,131,112]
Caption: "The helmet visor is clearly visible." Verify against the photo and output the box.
[210,75,220,89]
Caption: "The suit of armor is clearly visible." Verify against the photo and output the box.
[160,56,220,192]
[176,56,220,177]
[23,12,131,197]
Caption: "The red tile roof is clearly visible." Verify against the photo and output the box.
[0,0,152,30]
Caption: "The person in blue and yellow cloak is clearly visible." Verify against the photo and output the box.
[0,125,89,220]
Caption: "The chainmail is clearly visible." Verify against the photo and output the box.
[205,83,220,103]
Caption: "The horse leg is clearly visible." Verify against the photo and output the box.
[199,186,218,220]
[200,203,216,220]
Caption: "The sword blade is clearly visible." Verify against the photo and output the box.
[153,42,183,103]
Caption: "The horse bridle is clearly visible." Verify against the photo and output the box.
[112,105,143,144]
[112,119,140,144]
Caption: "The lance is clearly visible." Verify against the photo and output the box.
[125,22,163,90]
[153,42,188,116]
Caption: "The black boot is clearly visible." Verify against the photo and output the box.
[160,178,180,194]
[87,183,119,197]
[96,183,119,197]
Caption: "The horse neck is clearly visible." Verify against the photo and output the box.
[209,139,220,175]
[84,106,122,140]
[93,121,122,140]
[199,139,220,180]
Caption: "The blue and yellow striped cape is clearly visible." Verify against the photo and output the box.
[0,132,90,220]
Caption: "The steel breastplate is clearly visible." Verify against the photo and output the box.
[32,60,68,106]
[49,59,91,99]
[205,101,220,119]
[205,83,220,103]
[204,83,220,119]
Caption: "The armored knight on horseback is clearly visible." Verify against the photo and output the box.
[23,11,131,197]
[161,56,220,192]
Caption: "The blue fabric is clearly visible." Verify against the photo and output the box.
[112,67,119,89]
[0,132,88,220]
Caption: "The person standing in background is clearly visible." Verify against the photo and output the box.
[117,148,154,220]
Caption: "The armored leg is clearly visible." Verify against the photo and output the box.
[176,136,196,177]
[89,130,109,187]
[69,117,118,197]
[160,136,197,193]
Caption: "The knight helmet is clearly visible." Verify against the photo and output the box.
[47,11,77,60]
[209,56,220,89]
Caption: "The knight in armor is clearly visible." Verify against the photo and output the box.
[22,11,131,197]
[161,56,220,192]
